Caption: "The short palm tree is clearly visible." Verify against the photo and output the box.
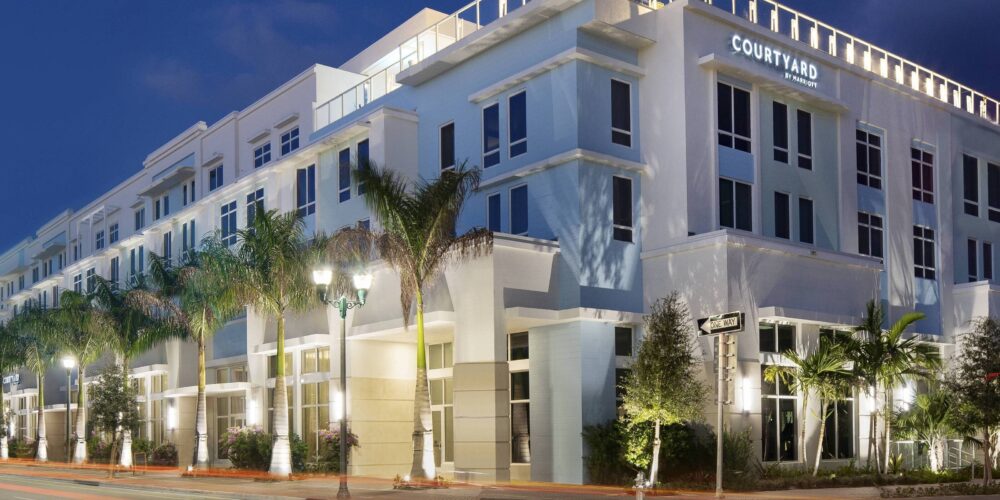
[10,305,59,462]
[852,300,885,470]
[894,388,956,472]
[0,322,23,460]
[353,162,492,479]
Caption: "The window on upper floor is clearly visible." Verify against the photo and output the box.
[181,219,196,256]
[95,230,105,251]
[913,225,936,280]
[717,82,751,153]
[759,322,795,354]
[510,184,528,235]
[162,231,172,261]
[797,110,812,170]
[612,176,633,242]
[73,274,82,293]
[357,218,370,231]
[989,162,1000,223]
[129,245,145,278]
[483,103,500,168]
[254,143,271,168]
[154,194,169,221]
[857,212,884,259]
[246,188,264,227]
[487,193,501,232]
[611,79,632,147]
[911,147,934,204]
[984,242,994,281]
[85,268,96,293]
[221,201,237,247]
[964,155,979,216]
[440,122,455,171]
[209,165,224,192]
[110,256,119,285]
[720,178,752,231]
[357,139,369,195]
[856,129,882,189]
[772,101,788,163]
[968,239,978,283]
[774,192,790,239]
[31,267,39,284]
[508,91,527,158]
[338,147,351,203]
[614,326,633,357]
[296,165,316,218]
[508,332,529,361]
[280,127,299,156]
[134,207,146,231]
[109,223,118,245]
[798,197,814,245]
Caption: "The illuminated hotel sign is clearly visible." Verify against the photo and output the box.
[2,374,19,385]
[730,34,819,89]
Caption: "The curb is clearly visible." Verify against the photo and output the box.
[0,472,303,500]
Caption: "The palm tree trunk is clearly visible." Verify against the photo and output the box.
[269,314,292,477]
[984,429,993,486]
[36,374,47,462]
[192,330,209,470]
[868,405,877,471]
[119,361,132,468]
[813,400,829,476]
[800,391,809,465]
[73,365,87,463]
[883,389,893,474]
[410,290,435,480]
[649,419,661,486]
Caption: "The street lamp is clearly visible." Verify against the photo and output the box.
[313,268,372,499]
[61,356,76,464]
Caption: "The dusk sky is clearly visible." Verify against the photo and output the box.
[1,0,998,251]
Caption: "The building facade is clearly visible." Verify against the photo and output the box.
[1,0,999,484]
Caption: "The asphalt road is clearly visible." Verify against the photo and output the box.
[0,474,245,500]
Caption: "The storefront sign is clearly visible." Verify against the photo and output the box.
[2,374,19,385]
[730,34,819,89]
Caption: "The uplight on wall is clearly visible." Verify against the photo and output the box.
[333,389,344,422]
[246,399,259,426]
[741,377,752,414]
[167,405,178,431]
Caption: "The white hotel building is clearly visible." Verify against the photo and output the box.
[1,0,998,484]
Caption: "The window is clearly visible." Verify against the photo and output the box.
[357,139,369,195]
[483,103,500,167]
[774,192,790,239]
[154,195,170,221]
[301,347,330,374]
[984,242,993,281]
[428,342,454,370]
[85,268,96,293]
[440,122,455,170]
[297,165,316,217]
[162,232,172,261]
[357,218,370,231]
[209,165,224,191]
[182,219,196,255]
[510,185,528,235]
[759,322,795,353]
[798,197,814,244]
[913,225,936,280]
[267,352,293,378]
[109,223,118,245]
[856,129,882,189]
[302,381,330,460]
[614,327,632,357]
[215,395,246,459]
[719,178,752,231]
[612,176,633,242]
[189,180,196,204]
[761,365,797,462]
[94,230,105,251]
[338,148,351,202]
[183,184,188,206]
[280,127,299,156]
[429,374,454,464]
[510,371,530,464]
[968,239,978,282]
[989,163,1000,223]
[797,109,812,170]
[487,193,501,232]
[254,143,271,168]
[964,155,979,216]
[214,365,247,384]
[509,332,528,361]
[73,274,82,293]
[857,212,884,259]
[717,82,751,153]
[51,285,59,308]
[246,188,264,226]
[110,257,119,285]
[822,393,854,459]
[154,199,161,221]
[221,201,237,247]
[134,208,146,231]
[772,101,788,163]
[611,79,632,147]
[911,148,934,204]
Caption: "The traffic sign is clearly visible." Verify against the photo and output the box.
[697,311,745,336]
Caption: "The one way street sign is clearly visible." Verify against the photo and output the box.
[697,311,745,336]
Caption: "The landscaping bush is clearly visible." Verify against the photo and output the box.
[150,442,178,467]
[131,438,154,456]
[313,428,359,473]
[218,425,307,472]
[582,420,633,485]
[721,427,760,489]
[8,437,36,459]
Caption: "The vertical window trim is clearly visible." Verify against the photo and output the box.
[611,78,632,148]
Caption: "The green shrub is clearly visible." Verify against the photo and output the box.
[131,438,154,455]
[313,428,359,473]
[8,437,36,459]
[150,442,178,467]
[582,420,633,485]
[219,425,307,472]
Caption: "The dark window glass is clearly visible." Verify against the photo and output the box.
[858,212,883,258]
[913,226,936,280]
[611,80,632,147]
[717,83,733,148]
[357,139,369,195]
[613,176,633,242]
[969,239,978,282]
[984,242,993,280]
[989,163,1000,223]
[772,102,788,163]
[614,327,632,356]
[510,185,528,235]
[759,323,776,353]
[487,194,501,232]
[509,332,529,360]
[720,179,752,232]
[777,325,795,352]
[296,166,315,217]
[778,398,797,461]
[280,127,299,156]
[964,155,979,216]
[440,123,455,170]
[510,372,529,400]
[735,181,752,231]
[856,130,882,189]
[797,109,812,170]
[774,192,789,239]
[338,148,351,202]
[799,198,814,244]
[509,91,527,157]
[483,103,500,167]
[911,148,934,204]
[733,87,751,151]
[719,178,735,229]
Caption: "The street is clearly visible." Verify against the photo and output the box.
[0,473,242,500]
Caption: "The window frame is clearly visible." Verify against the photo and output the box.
[796,109,812,170]
[253,142,272,168]
[798,196,814,245]
[509,184,528,236]
[913,225,936,280]
[440,121,456,171]
[910,146,935,204]
[338,147,351,203]
[964,155,979,216]
[246,187,265,226]
[968,238,978,282]
[772,101,789,163]
[612,175,634,243]
[774,191,790,239]
[611,78,632,148]
[482,102,501,168]
[221,200,238,247]
[857,211,884,259]
[855,128,883,189]
[279,127,300,156]
[508,90,527,159]
[984,241,993,281]
[719,177,753,232]
[487,192,502,233]
[989,162,1000,223]
[717,81,752,153]
[209,165,224,192]
[297,165,316,217]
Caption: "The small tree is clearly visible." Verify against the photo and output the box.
[894,388,956,473]
[88,364,141,477]
[620,292,706,485]
[947,318,1000,485]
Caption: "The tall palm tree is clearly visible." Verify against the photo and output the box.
[894,388,956,472]
[11,305,58,462]
[353,162,492,479]
[0,322,22,460]
[228,209,316,477]
[852,300,885,471]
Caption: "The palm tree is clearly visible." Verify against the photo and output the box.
[894,388,956,472]
[852,300,884,471]
[353,162,492,479]
[0,322,22,460]
[11,305,58,462]
[228,209,316,477]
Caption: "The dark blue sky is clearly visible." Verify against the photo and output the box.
[1,0,998,250]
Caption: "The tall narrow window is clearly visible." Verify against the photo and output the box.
[357,139,369,195]
[487,193,501,232]
[483,103,500,167]
[611,79,632,147]
[913,225,936,280]
[95,230,105,251]
[221,201,238,247]
[964,155,979,216]
[109,223,119,244]
[797,109,812,170]
[254,143,271,168]
[183,184,188,206]
[717,82,751,153]
[968,239,978,282]
[989,163,1000,223]
[772,101,788,163]
[798,197,814,244]
[615,327,633,357]
[774,192,790,239]
[85,268,96,293]
[856,129,882,189]
[822,392,854,459]
[984,242,993,280]
[338,148,351,202]
[187,220,196,253]
[857,212,884,259]
[246,188,264,226]
[911,148,934,204]
[134,208,146,231]
[510,185,528,235]
[440,122,455,170]
[153,199,162,221]
[209,165,224,192]
[719,178,752,231]
[509,91,527,158]
[510,370,530,464]
[162,232,172,261]
[761,365,797,462]
[280,127,299,156]
[612,176,633,242]
[297,165,316,217]
[73,274,82,293]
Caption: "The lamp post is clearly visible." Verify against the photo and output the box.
[61,356,75,464]
[313,268,372,499]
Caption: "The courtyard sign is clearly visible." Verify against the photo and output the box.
[2,374,19,385]
[730,34,819,89]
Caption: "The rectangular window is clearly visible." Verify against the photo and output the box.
[857,212,884,259]
[964,155,979,216]
[163,195,170,217]
[253,143,271,168]
[797,109,812,170]
[221,201,238,247]
[611,79,632,147]
[719,178,752,231]
[761,365,797,462]
[717,82,751,153]
[246,188,264,226]
[772,101,788,163]
[110,257,120,284]
[301,347,331,374]
[162,232,172,261]
[483,103,500,167]
[85,268,96,293]
[209,165,224,191]
[774,192,790,239]
[612,176,633,242]
[338,148,351,202]
[911,147,934,204]
[614,327,632,357]
[856,129,882,189]
[280,127,299,156]
[440,122,455,170]
[297,165,316,217]
[73,274,82,293]
[984,242,993,280]
[52,286,59,308]
[913,225,936,280]
[182,219,196,255]
[95,230,105,251]
[968,239,978,282]
[989,163,1000,223]
[510,185,528,235]
[487,193,501,232]
[134,208,146,231]
[357,139,369,195]
[759,322,795,353]
[798,197,814,244]
[509,332,529,361]
[357,218,370,231]
[302,380,330,460]
[510,371,530,464]
[216,395,246,459]
[154,199,161,221]
[822,397,854,459]
[109,223,118,244]
[190,180,196,202]
[509,91,528,158]
[183,184,188,206]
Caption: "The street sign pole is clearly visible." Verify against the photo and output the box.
[697,311,743,499]
[715,333,726,499]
